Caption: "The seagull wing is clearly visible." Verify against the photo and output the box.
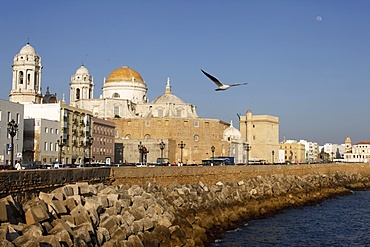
[230,82,248,87]
[201,69,224,87]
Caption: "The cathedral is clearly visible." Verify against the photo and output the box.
[8,43,248,165]
[69,65,247,164]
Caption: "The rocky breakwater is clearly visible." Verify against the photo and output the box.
[1,171,370,247]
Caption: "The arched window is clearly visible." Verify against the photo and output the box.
[76,88,81,100]
[145,134,151,139]
[112,93,120,98]
[194,135,199,142]
[19,71,24,84]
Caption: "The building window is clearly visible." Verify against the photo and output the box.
[194,121,199,127]
[146,121,150,127]
[113,93,120,98]
[7,112,11,122]
[45,127,49,133]
[176,109,182,117]
[194,135,199,142]
[145,134,151,139]
[76,88,80,100]
[19,71,24,84]
[158,109,163,117]
[114,105,120,117]
[50,142,53,151]
[56,129,59,134]
[44,142,48,151]
[125,134,131,139]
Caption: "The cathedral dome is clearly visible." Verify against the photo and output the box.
[75,65,89,75]
[19,43,36,55]
[105,66,144,84]
[152,93,185,104]
[224,121,243,141]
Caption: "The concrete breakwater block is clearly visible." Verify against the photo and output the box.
[0,171,369,246]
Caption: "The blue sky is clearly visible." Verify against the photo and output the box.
[1,1,370,145]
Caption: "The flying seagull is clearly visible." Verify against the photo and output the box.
[201,69,247,91]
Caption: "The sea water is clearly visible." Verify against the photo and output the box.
[211,190,370,246]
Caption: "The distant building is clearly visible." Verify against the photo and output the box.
[279,140,305,164]
[299,140,320,163]
[322,143,345,161]
[344,136,370,163]
[239,110,279,163]
[0,99,24,166]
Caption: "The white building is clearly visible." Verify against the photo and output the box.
[344,136,370,163]
[322,143,345,161]
[299,140,320,163]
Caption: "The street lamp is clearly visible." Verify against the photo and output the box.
[246,143,251,165]
[138,142,144,164]
[159,140,165,165]
[86,135,94,166]
[211,145,215,164]
[272,150,275,164]
[57,136,65,164]
[178,141,185,164]
[7,119,18,169]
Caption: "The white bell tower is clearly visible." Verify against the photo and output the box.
[9,43,43,103]
[70,65,94,103]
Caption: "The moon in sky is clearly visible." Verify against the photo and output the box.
[316,16,322,22]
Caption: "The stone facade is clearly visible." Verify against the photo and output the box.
[113,117,230,164]
[239,110,279,163]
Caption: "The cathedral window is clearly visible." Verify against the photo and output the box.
[114,105,120,117]
[19,71,24,84]
[145,121,150,127]
[176,109,182,117]
[145,134,151,139]
[27,74,31,85]
[125,134,131,139]
[113,93,120,98]
[76,88,81,100]
[194,135,199,142]
[194,121,199,127]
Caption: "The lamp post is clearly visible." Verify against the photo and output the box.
[272,150,275,164]
[211,145,215,165]
[7,119,18,169]
[138,142,143,164]
[246,143,251,165]
[86,135,94,166]
[178,141,185,164]
[159,140,165,165]
[57,135,65,164]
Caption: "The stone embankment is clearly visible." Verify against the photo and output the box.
[1,171,370,246]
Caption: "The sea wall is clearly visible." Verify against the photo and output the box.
[1,164,370,246]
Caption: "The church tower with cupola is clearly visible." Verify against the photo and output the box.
[9,43,43,103]
[70,65,94,103]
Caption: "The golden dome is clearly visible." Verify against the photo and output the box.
[105,66,144,84]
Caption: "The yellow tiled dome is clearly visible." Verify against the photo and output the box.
[105,66,144,84]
